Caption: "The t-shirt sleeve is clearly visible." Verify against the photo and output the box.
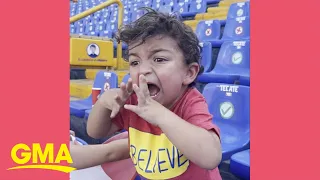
[183,96,221,139]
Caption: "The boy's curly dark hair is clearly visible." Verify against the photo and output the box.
[115,7,204,85]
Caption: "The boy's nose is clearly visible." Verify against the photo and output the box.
[139,63,152,76]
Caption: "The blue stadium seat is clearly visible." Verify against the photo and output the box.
[202,83,250,161]
[84,73,129,120]
[95,21,106,36]
[196,20,221,44]
[143,0,152,7]
[70,71,118,118]
[239,75,250,86]
[85,22,96,35]
[173,2,189,15]
[222,16,250,41]
[75,137,89,145]
[152,0,163,10]
[206,0,220,4]
[163,0,175,6]
[122,73,130,83]
[106,21,118,35]
[189,0,207,14]
[159,4,173,13]
[197,40,250,84]
[230,149,250,180]
[131,9,145,21]
[100,29,112,38]
[227,2,250,19]
[75,23,85,36]
[199,42,214,73]
[70,24,76,34]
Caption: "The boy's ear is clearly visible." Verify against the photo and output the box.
[183,62,200,86]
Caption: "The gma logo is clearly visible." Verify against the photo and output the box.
[7,143,76,173]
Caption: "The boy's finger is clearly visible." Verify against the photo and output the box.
[126,78,133,94]
[139,75,149,97]
[124,104,140,114]
[110,106,119,118]
[133,84,146,104]
[119,82,127,97]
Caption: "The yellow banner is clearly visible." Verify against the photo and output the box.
[70,37,114,67]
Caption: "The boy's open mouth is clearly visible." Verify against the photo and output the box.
[147,83,160,98]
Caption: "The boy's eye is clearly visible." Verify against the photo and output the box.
[154,58,166,63]
[130,61,139,66]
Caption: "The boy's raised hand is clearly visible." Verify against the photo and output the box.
[109,78,133,118]
[124,75,164,126]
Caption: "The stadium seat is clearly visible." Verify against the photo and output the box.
[122,73,130,83]
[70,71,118,118]
[173,2,189,15]
[159,4,173,13]
[70,24,76,34]
[75,23,85,36]
[197,40,250,84]
[222,16,250,41]
[152,0,163,10]
[199,42,214,73]
[207,0,221,4]
[189,0,207,14]
[75,137,88,145]
[196,20,223,46]
[202,83,250,161]
[239,75,250,86]
[84,73,130,119]
[85,22,97,36]
[131,9,145,21]
[227,1,250,19]
[230,149,250,180]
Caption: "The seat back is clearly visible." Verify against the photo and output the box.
[212,40,250,76]
[122,73,130,83]
[189,0,207,13]
[173,2,189,14]
[227,2,250,19]
[199,42,214,73]
[202,83,250,131]
[196,20,221,42]
[222,16,250,41]
[92,71,118,94]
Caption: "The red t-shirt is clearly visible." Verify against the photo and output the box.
[112,87,222,180]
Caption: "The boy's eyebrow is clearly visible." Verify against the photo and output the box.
[128,48,173,58]
[128,52,140,57]
[149,48,173,54]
